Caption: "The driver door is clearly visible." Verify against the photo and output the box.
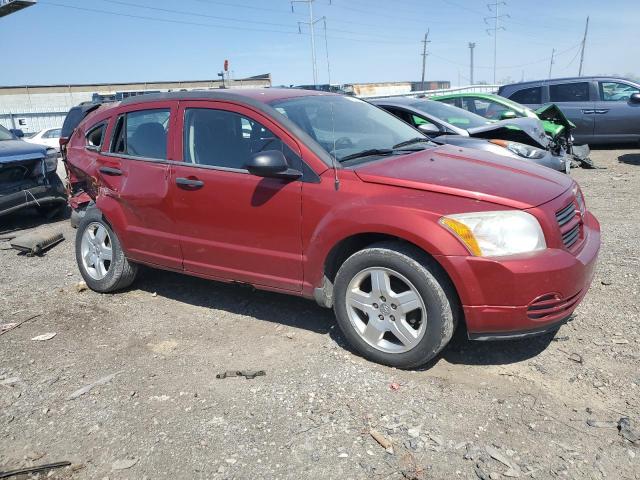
[169,101,304,292]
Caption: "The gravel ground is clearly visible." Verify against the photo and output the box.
[1,148,639,480]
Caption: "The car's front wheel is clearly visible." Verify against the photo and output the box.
[75,209,138,292]
[333,242,458,369]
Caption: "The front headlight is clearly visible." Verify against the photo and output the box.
[44,149,58,173]
[489,140,546,159]
[440,211,547,257]
[573,185,586,215]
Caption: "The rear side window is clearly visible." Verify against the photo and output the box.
[86,123,106,149]
[549,82,590,102]
[111,109,170,160]
[438,98,458,107]
[509,87,542,104]
[183,108,288,170]
[44,128,61,138]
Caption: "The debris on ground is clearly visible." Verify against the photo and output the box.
[586,419,618,428]
[485,445,521,477]
[0,461,71,479]
[216,370,266,379]
[67,372,122,400]
[370,428,394,454]
[112,457,139,470]
[75,281,87,292]
[390,382,401,391]
[31,332,57,341]
[617,417,640,444]
[10,230,64,256]
[0,314,41,337]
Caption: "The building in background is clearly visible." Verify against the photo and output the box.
[293,80,451,97]
[0,74,271,133]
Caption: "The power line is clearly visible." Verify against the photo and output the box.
[420,30,430,90]
[485,1,509,84]
[578,16,589,76]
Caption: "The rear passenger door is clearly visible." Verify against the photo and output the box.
[169,101,303,292]
[99,102,183,269]
[593,80,640,143]
[548,81,596,145]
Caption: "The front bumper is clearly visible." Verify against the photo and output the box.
[0,175,66,217]
[436,211,600,340]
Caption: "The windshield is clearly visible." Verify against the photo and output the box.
[270,95,431,163]
[410,99,489,130]
[0,124,15,141]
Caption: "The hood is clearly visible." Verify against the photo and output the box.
[0,139,47,163]
[354,144,572,210]
[535,103,576,130]
[467,117,550,149]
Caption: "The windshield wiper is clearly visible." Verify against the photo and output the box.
[338,148,394,162]
[392,137,431,149]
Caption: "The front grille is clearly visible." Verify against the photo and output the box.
[555,202,576,227]
[555,200,583,250]
[527,291,582,321]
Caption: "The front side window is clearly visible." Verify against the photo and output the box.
[600,81,640,102]
[183,108,287,169]
[86,123,106,148]
[510,86,542,104]
[549,82,590,102]
[111,109,170,160]
[411,99,489,129]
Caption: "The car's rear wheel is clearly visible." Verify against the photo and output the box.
[333,241,457,369]
[75,209,137,292]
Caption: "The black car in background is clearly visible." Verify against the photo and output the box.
[498,77,640,146]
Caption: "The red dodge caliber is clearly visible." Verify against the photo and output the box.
[62,89,600,368]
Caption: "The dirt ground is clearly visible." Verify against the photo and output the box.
[1,149,639,480]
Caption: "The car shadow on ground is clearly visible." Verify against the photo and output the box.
[618,153,640,166]
[134,267,556,367]
[0,207,70,235]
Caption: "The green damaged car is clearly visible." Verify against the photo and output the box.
[431,92,592,167]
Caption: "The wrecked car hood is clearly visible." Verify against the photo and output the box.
[0,140,47,163]
[354,144,572,210]
[535,103,575,130]
[467,117,550,149]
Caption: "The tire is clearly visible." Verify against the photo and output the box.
[333,241,458,369]
[75,208,138,292]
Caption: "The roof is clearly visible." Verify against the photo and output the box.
[117,88,332,107]
[0,74,271,91]
[500,76,638,88]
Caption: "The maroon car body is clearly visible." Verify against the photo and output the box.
[63,89,600,365]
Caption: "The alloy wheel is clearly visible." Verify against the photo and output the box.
[80,222,113,280]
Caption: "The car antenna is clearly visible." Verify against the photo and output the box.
[330,100,340,190]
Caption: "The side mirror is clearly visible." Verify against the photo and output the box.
[418,123,441,135]
[245,150,302,179]
[629,93,640,104]
[10,129,24,138]
[500,110,517,120]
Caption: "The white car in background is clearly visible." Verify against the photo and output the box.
[24,127,62,151]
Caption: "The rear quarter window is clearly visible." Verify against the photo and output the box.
[509,87,542,104]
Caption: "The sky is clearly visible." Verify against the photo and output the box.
[0,0,638,87]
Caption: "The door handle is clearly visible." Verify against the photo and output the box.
[98,166,122,176]
[176,177,204,189]
[581,109,595,114]
[594,109,609,114]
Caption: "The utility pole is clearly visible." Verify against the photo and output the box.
[420,30,431,91]
[468,42,476,85]
[292,0,320,86]
[578,16,589,76]
[548,48,555,79]
[485,1,508,84]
